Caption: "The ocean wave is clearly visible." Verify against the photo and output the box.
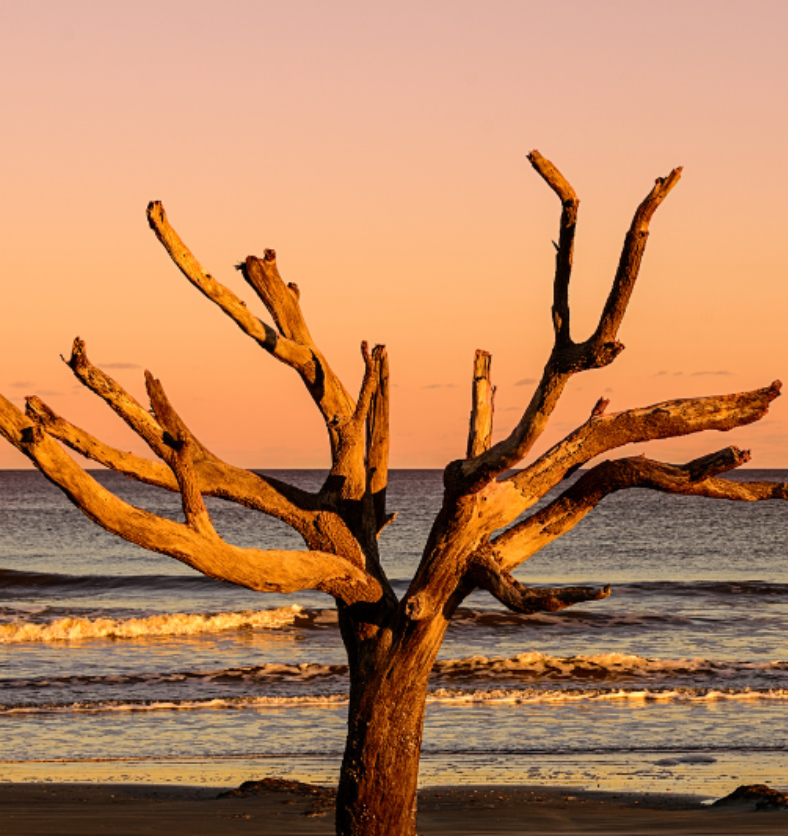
[427,686,788,704]
[0,606,303,643]
[4,652,786,695]
[432,651,788,681]
[0,568,217,594]
[3,686,788,716]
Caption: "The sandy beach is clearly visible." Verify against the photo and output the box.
[1,781,786,836]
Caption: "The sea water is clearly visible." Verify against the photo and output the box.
[1,469,786,796]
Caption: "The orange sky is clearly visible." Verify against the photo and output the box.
[2,1,787,469]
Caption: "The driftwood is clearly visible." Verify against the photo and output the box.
[1,152,785,836]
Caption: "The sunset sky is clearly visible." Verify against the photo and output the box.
[2,0,787,470]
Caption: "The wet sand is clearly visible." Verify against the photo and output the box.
[1,781,786,835]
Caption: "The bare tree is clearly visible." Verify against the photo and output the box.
[1,152,786,836]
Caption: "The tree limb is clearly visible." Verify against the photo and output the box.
[504,381,782,511]
[366,347,391,532]
[26,395,177,488]
[469,555,610,614]
[466,350,495,458]
[492,447,788,573]
[0,393,381,605]
[353,342,385,426]
[148,202,374,491]
[146,372,213,534]
[35,346,326,527]
[595,168,682,345]
[67,337,174,463]
[146,202,312,372]
[451,157,682,494]
[528,151,578,347]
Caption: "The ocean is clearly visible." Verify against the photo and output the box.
[1,469,786,797]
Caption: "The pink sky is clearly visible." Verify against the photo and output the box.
[2,1,787,469]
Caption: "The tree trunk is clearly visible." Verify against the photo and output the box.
[335,627,443,836]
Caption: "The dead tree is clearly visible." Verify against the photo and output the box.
[1,152,786,836]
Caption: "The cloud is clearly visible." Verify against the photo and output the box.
[655,371,668,376]
[690,370,733,377]
[500,406,521,411]
[514,377,537,387]
[9,381,34,388]
[100,362,142,370]
[421,383,457,389]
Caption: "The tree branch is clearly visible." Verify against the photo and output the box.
[240,250,314,344]
[146,202,313,372]
[366,347,392,532]
[67,337,174,463]
[594,167,682,346]
[146,372,213,534]
[353,342,385,426]
[466,350,495,458]
[469,555,610,614]
[451,158,682,494]
[527,151,578,347]
[0,393,381,606]
[504,382,782,511]
[148,202,374,491]
[492,447,788,573]
[26,395,177,489]
[49,341,325,526]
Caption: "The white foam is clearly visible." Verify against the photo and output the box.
[0,606,303,643]
[425,687,788,704]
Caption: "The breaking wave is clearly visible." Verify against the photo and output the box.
[0,606,303,643]
[432,651,788,681]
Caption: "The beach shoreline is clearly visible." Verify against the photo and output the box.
[1,780,786,835]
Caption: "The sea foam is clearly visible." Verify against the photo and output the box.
[0,606,302,643]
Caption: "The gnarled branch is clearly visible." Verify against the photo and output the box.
[1,393,381,606]
[502,381,783,514]
[39,342,324,527]
[146,202,312,372]
[528,150,578,347]
[366,347,391,532]
[451,156,682,494]
[26,395,176,489]
[491,447,788,573]
[470,555,610,614]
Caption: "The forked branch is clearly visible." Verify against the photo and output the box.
[45,340,323,526]
[453,155,682,493]
[503,381,782,511]
[147,202,312,372]
[0,393,382,605]
[492,447,788,573]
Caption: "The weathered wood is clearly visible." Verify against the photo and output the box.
[0,394,381,605]
[454,163,683,493]
[528,151,578,346]
[470,556,611,614]
[466,349,494,458]
[0,154,786,836]
[491,447,788,573]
